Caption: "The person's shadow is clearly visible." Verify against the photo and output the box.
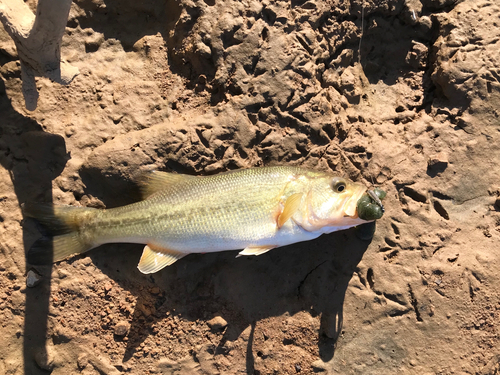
[0,78,69,374]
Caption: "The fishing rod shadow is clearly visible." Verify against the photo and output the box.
[0,79,69,373]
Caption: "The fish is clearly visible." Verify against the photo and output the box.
[24,166,385,274]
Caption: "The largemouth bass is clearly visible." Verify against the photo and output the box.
[25,166,385,274]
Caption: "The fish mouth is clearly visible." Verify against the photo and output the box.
[343,183,368,217]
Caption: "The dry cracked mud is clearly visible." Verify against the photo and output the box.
[1,0,500,374]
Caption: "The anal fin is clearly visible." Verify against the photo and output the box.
[138,244,187,274]
[236,245,277,258]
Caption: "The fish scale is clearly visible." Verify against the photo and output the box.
[89,167,295,247]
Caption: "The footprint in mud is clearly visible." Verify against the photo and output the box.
[467,269,483,302]
[356,267,412,319]
[376,220,402,258]
[356,268,373,290]
[408,284,423,322]
[429,191,453,221]
[397,183,452,222]
[367,268,375,290]
[402,186,427,204]
[396,184,427,216]
[433,200,449,220]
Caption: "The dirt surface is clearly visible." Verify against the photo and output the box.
[1,0,500,373]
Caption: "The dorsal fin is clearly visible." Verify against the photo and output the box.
[140,171,197,199]
[138,244,187,274]
[277,193,303,229]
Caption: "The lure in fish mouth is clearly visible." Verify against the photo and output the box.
[24,166,386,274]
[357,188,387,221]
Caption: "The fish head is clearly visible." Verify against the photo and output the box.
[297,176,370,232]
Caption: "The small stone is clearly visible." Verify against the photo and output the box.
[339,66,362,104]
[81,258,93,266]
[34,347,55,371]
[322,68,339,87]
[428,152,448,167]
[311,360,327,372]
[406,41,428,69]
[53,326,74,343]
[419,16,432,31]
[104,282,113,293]
[56,269,69,279]
[84,33,104,53]
[64,126,75,137]
[0,61,20,78]
[207,316,228,331]
[77,353,89,370]
[26,270,42,288]
[114,321,130,336]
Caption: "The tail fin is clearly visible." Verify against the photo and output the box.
[23,203,97,264]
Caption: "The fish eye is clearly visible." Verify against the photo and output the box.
[331,179,347,193]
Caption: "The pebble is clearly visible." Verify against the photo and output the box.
[419,16,432,31]
[34,347,55,371]
[77,353,89,369]
[104,282,113,293]
[114,321,130,336]
[26,270,42,288]
[428,152,448,167]
[207,316,228,331]
[311,360,327,372]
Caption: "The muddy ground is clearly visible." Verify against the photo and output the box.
[1,0,500,374]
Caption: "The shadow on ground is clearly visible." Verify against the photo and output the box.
[86,223,372,364]
[0,79,68,374]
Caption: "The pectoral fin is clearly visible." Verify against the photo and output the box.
[277,193,303,228]
[236,245,277,258]
[138,244,187,274]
